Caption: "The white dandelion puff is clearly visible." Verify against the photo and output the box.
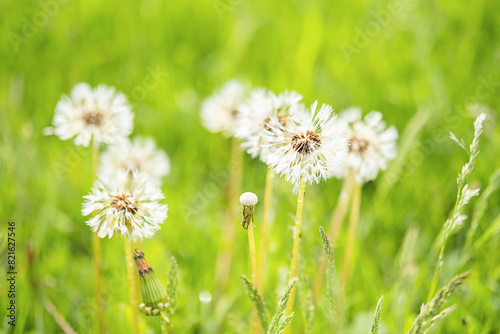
[82,170,168,241]
[200,79,247,137]
[261,101,349,193]
[235,88,303,159]
[239,192,259,206]
[45,83,133,147]
[337,107,398,184]
[100,137,170,186]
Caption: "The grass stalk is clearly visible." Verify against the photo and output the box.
[91,142,104,334]
[258,168,274,293]
[160,312,174,334]
[215,138,243,298]
[427,115,485,302]
[313,174,354,303]
[124,239,140,334]
[341,179,362,294]
[283,181,307,333]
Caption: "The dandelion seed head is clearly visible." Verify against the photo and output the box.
[291,130,322,154]
[82,170,167,241]
[201,79,247,137]
[336,107,398,184]
[45,83,133,147]
[100,137,170,186]
[235,88,303,159]
[261,101,349,193]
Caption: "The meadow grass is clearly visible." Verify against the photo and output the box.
[1,0,500,333]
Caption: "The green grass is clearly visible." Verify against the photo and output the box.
[1,0,500,332]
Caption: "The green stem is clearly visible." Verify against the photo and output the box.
[248,213,260,292]
[125,239,140,334]
[248,210,262,333]
[160,312,174,334]
[427,179,464,302]
[341,180,362,294]
[215,138,243,300]
[313,175,354,304]
[258,168,274,293]
[91,142,104,334]
[427,240,446,302]
[283,181,307,334]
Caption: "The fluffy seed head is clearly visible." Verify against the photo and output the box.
[44,83,134,147]
[201,79,247,137]
[235,89,303,159]
[100,137,170,186]
[337,107,398,184]
[82,170,168,241]
[261,101,349,193]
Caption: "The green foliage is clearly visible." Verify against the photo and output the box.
[427,114,485,301]
[465,168,500,251]
[319,226,338,325]
[166,255,178,316]
[240,275,268,330]
[1,0,500,333]
[369,295,383,334]
[269,277,298,334]
[300,275,315,334]
[409,272,470,334]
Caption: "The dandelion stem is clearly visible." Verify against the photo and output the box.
[341,179,362,294]
[283,181,307,333]
[160,312,174,334]
[259,168,274,293]
[215,138,243,300]
[313,174,355,303]
[91,233,103,332]
[91,142,104,334]
[329,174,356,246]
[124,239,140,334]
[248,213,260,292]
[248,208,262,333]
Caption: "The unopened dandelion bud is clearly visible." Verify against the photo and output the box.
[134,249,168,316]
[240,192,258,229]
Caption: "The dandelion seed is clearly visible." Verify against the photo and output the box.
[200,79,247,137]
[45,83,133,147]
[82,170,168,241]
[235,88,303,159]
[100,137,170,186]
[261,101,348,193]
[336,107,398,184]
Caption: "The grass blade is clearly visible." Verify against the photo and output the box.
[369,295,384,334]
[167,256,178,316]
[409,271,470,334]
[269,277,299,334]
[319,226,337,321]
[241,275,268,330]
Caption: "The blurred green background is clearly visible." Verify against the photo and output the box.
[1,0,499,332]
